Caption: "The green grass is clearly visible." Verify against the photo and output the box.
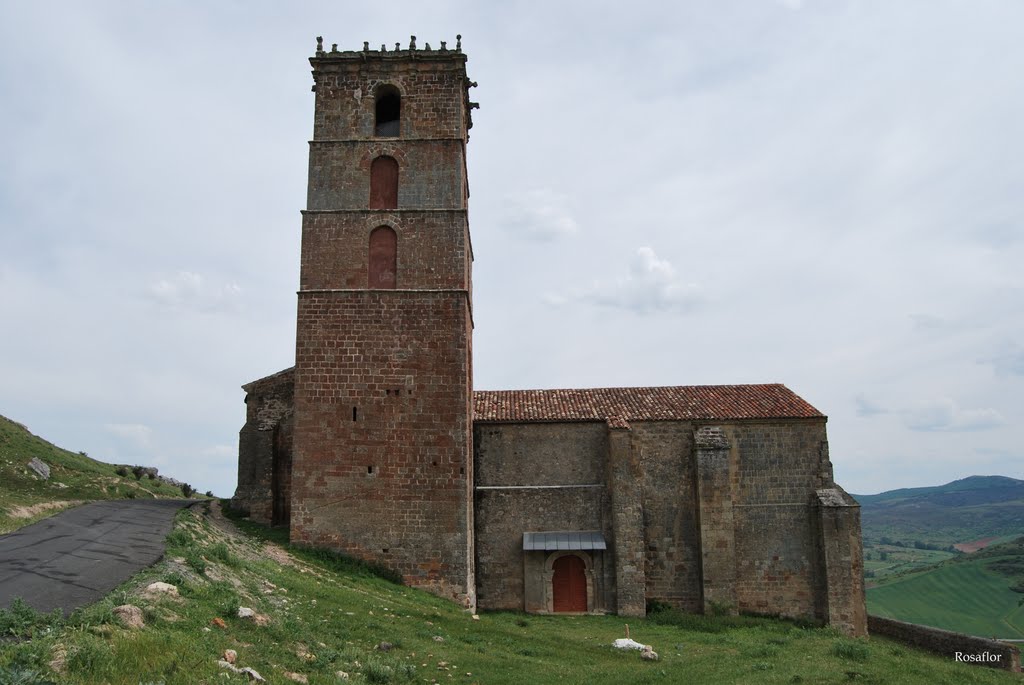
[1,505,1020,684]
[0,414,197,534]
[868,554,1024,639]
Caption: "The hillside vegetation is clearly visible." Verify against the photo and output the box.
[868,536,1024,639]
[857,475,1024,581]
[0,414,192,534]
[857,475,1024,547]
[2,503,1019,685]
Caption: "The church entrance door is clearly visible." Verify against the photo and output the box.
[552,555,587,612]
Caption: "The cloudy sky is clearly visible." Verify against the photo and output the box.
[1,1,1020,497]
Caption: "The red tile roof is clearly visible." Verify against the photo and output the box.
[241,370,824,423]
[472,384,823,423]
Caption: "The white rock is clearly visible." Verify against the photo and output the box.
[145,582,179,597]
[112,604,144,629]
[612,638,648,651]
[241,667,265,682]
[27,458,50,480]
[237,607,256,619]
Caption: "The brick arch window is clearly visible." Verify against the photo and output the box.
[375,86,401,137]
[368,226,397,289]
[369,156,399,209]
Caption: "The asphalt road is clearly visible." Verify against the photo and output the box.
[0,499,195,615]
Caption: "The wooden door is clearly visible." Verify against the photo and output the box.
[552,555,587,612]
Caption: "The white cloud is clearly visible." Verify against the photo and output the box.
[982,342,1024,378]
[200,444,235,459]
[546,247,702,315]
[903,398,1005,433]
[103,423,153,448]
[146,271,242,313]
[498,188,578,241]
[854,394,888,417]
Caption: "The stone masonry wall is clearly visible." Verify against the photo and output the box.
[475,422,606,486]
[631,422,702,612]
[308,140,465,211]
[473,422,612,611]
[233,371,294,524]
[311,56,469,142]
[290,49,476,607]
[291,290,473,605]
[724,420,830,622]
[299,211,470,292]
[869,615,1021,672]
[474,487,610,610]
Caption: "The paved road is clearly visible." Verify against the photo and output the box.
[0,499,194,615]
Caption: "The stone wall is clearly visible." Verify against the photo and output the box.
[291,290,473,605]
[289,49,476,608]
[475,422,606,487]
[310,53,470,142]
[299,211,470,291]
[632,421,701,612]
[232,369,294,524]
[869,615,1021,672]
[474,486,611,611]
[473,422,613,612]
[724,421,832,624]
[308,141,466,211]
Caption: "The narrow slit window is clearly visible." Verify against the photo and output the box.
[368,226,397,289]
[369,156,399,209]
[375,87,401,137]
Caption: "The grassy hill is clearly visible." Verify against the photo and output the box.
[867,536,1024,639]
[856,475,1024,546]
[856,475,1024,581]
[0,414,195,534]
[1,502,1018,685]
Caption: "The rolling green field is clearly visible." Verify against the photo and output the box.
[867,553,1024,639]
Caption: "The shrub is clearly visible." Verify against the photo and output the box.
[0,667,57,685]
[115,465,129,477]
[207,542,240,568]
[185,550,207,575]
[132,465,146,480]
[363,658,394,684]
[0,598,62,639]
[180,483,195,498]
[165,528,191,548]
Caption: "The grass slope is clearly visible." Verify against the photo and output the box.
[1,504,1019,685]
[868,537,1024,639]
[0,414,191,534]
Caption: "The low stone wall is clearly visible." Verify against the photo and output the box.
[868,615,1021,672]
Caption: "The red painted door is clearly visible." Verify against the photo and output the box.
[552,555,587,612]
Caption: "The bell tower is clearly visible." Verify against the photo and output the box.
[290,36,476,607]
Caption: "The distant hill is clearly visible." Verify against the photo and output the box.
[855,475,1024,548]
[0,414,195,533]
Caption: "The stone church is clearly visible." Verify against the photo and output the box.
[232,36,867,636]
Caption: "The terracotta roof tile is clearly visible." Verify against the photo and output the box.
[472,384,823,423]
